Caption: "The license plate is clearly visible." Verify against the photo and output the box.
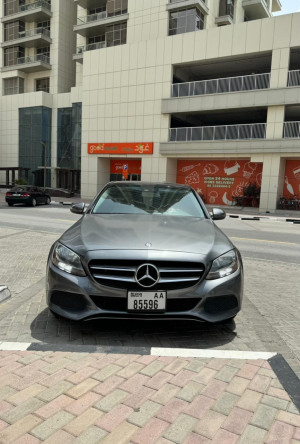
[13,194,21,196]
[128,291,166,311]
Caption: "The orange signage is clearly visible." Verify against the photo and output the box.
[283,160,300,197]
[88,143,153,155]
[177,159,263,206]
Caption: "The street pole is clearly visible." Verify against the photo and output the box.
[40,141,46,189]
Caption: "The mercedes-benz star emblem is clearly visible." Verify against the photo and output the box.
[135,263,160,288]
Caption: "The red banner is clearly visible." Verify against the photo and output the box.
[177,159,263,205]
[284,160,300,197]
[88,143,153,155]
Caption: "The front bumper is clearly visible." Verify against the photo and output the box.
[46,257,243,323]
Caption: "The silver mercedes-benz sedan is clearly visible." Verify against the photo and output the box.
[46,182,243,323]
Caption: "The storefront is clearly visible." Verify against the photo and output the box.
[283,160,300,198]
[279,159,300,210]
[177,159,263,207]
[110,159,141,181]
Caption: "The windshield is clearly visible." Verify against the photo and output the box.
[92,184,205,217]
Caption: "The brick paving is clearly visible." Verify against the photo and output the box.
[0,349,299,443]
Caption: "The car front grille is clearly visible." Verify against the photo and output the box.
[88,260,205,290]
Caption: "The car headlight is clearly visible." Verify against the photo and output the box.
[206,249,238,280]
[52,243,86,276]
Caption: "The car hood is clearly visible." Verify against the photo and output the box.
[60,214,233,260]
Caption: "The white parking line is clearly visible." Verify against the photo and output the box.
[0,342,32,351]
[0,341,277,360]
[150,347,277,360]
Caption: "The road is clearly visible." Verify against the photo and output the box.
[1,202,300,263]
[0,203,300,379]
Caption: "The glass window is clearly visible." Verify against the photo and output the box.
[4,0,19,15]
[19,106,52,186]
[92,184,205,217]
[4,46,24,66]
[219,0,234,18]
[3,77,24,95]
[37,20,50,31]
[169,8,204,36]
[57,108,72,168]
[4,21,24,41]
[35,77,50,93]
[107,0,128,17]
[106,22,127,47]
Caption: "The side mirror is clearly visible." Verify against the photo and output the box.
[70,202,85,214]
[210,208,226,220]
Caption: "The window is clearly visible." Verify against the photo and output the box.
[89,6,106,14]
[35,77,50,93]
[219,0,234,18]
[19,106,52,187]
[4,0,19,16]
[107,0,128,17]
[88,34,106,50]
[106,22,127,47]
[4,21,25,41]
[169,8,204,36]
[4,46,24,66]
[36,20,50,32]
[36,46,50,62]
[3,77,24,95]
[92,184,205,217]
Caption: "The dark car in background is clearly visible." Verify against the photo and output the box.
[5,186,51,207]
[46,182,243,323]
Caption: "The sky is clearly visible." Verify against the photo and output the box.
[273,0,300,14]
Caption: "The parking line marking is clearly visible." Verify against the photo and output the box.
[0,342,31,351]
[151,348,276,360]
[232,237,297,245]
[0,342,277,360]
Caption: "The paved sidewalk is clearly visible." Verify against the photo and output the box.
[0,344,299,444]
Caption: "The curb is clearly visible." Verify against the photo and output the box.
[227,213,300,222]
[0,286,11,303]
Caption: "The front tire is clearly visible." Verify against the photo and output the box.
[31,198,37,207]
[45,197,51,205]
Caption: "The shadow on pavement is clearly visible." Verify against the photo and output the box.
[30,308,237,350]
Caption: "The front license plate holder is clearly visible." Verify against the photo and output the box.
[127,291,166,312]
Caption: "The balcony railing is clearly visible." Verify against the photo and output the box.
[170,123,266,141]
[17,54,50,65]
[18,27,50,39]
[77,10,127,25]
[283,122,300,138]
[20,0,51,12]
[172,73,270,97]
[287,70,300,87]
[169,0,206,2]
[76,41,106,54]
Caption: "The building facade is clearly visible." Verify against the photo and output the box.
[1,0,300,211]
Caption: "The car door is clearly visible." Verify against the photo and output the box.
[32,187,42,204]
